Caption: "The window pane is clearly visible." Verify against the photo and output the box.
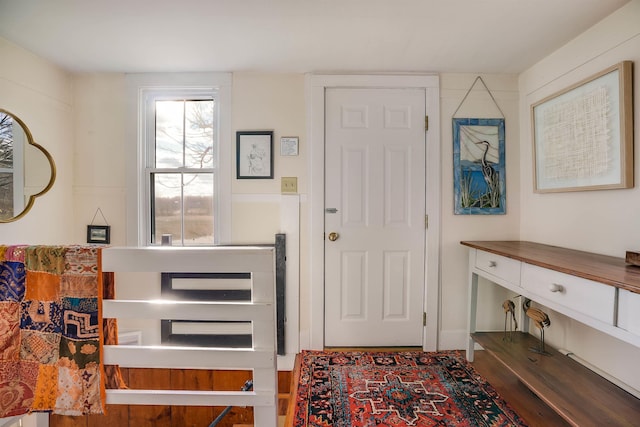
[185,100,214,169]
[0,173,14,220]
[151,173,214,245]
[152,173,182,244]
[145,88,219,247]
[156,101,185,168]
[183,173,214,244]
[0,113,14,169]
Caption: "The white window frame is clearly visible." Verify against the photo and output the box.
[126,73,232,246]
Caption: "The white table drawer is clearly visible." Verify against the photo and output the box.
[618,289,640,335]
[474,250,521,286]
[521,263,615,325]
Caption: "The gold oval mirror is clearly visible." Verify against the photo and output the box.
[0,108,56,222]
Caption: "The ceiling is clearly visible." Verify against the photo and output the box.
[0,0,630,74]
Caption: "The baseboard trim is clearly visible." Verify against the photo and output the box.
[438,329,468,350]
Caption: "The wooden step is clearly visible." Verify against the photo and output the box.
[233,414,286,427]
[232,392,289,427]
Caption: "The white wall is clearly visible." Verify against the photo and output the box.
[438,74,521,348]
[518,0,640,392]
[73,74,127,245]
[0,38,74,244]
[230,73,306,364]
[230,72,307,245]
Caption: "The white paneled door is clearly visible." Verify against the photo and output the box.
[324,88,426,347]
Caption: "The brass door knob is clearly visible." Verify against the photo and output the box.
[328,232,339,241]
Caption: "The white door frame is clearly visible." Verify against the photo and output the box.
[305,74,441,351]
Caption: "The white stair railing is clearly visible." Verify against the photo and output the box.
[101,246,278,427]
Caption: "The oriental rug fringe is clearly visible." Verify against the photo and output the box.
[292,350,528,427]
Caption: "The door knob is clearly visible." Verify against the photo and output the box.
[328,232,339,241]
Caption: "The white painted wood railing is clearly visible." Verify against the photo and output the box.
[101,246,278,427]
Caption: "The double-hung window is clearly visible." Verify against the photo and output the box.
[147,92,215,245]
[128,74,231,246]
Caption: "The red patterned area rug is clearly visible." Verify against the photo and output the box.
[292,350,528,427]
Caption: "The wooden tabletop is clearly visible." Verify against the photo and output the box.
[461,240,640,294]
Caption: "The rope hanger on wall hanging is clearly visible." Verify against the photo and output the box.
[90,207,109,227]
[452,76,505,119]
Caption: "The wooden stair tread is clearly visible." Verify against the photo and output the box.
[472,331,640,427]
[233,392,289,427]
[284,353,302,427]
[233,415,286,427]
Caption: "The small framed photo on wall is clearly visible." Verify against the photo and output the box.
[236,131,274,179]
[87,225,110,244]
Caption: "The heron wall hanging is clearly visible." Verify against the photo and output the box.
[452,76,506,214]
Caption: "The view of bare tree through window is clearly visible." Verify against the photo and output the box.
[0,112,15,219]
[152,99,215,245]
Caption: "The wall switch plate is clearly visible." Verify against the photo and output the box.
[281,177,298,193]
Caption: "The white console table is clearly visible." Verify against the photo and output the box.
[462,241,640,427]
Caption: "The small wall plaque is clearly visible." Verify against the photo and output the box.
[280,136,299,156]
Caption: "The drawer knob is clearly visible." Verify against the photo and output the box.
[488,261,497,268]
[549,283,564,293]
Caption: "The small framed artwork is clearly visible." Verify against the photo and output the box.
[280,136,299,156]
[236,131,274,179]
[532,61,633,193]
[87,225,110,244]
[453,118,506,215]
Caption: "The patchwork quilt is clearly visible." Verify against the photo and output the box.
[0,245,106,417]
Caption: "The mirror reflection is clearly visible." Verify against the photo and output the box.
[0,109,56,222]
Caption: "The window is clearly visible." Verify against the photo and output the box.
[127,73,232,246]
[0,112,24,220]
[148,95,215,245]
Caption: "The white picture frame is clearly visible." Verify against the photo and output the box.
[280,136,299,156]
